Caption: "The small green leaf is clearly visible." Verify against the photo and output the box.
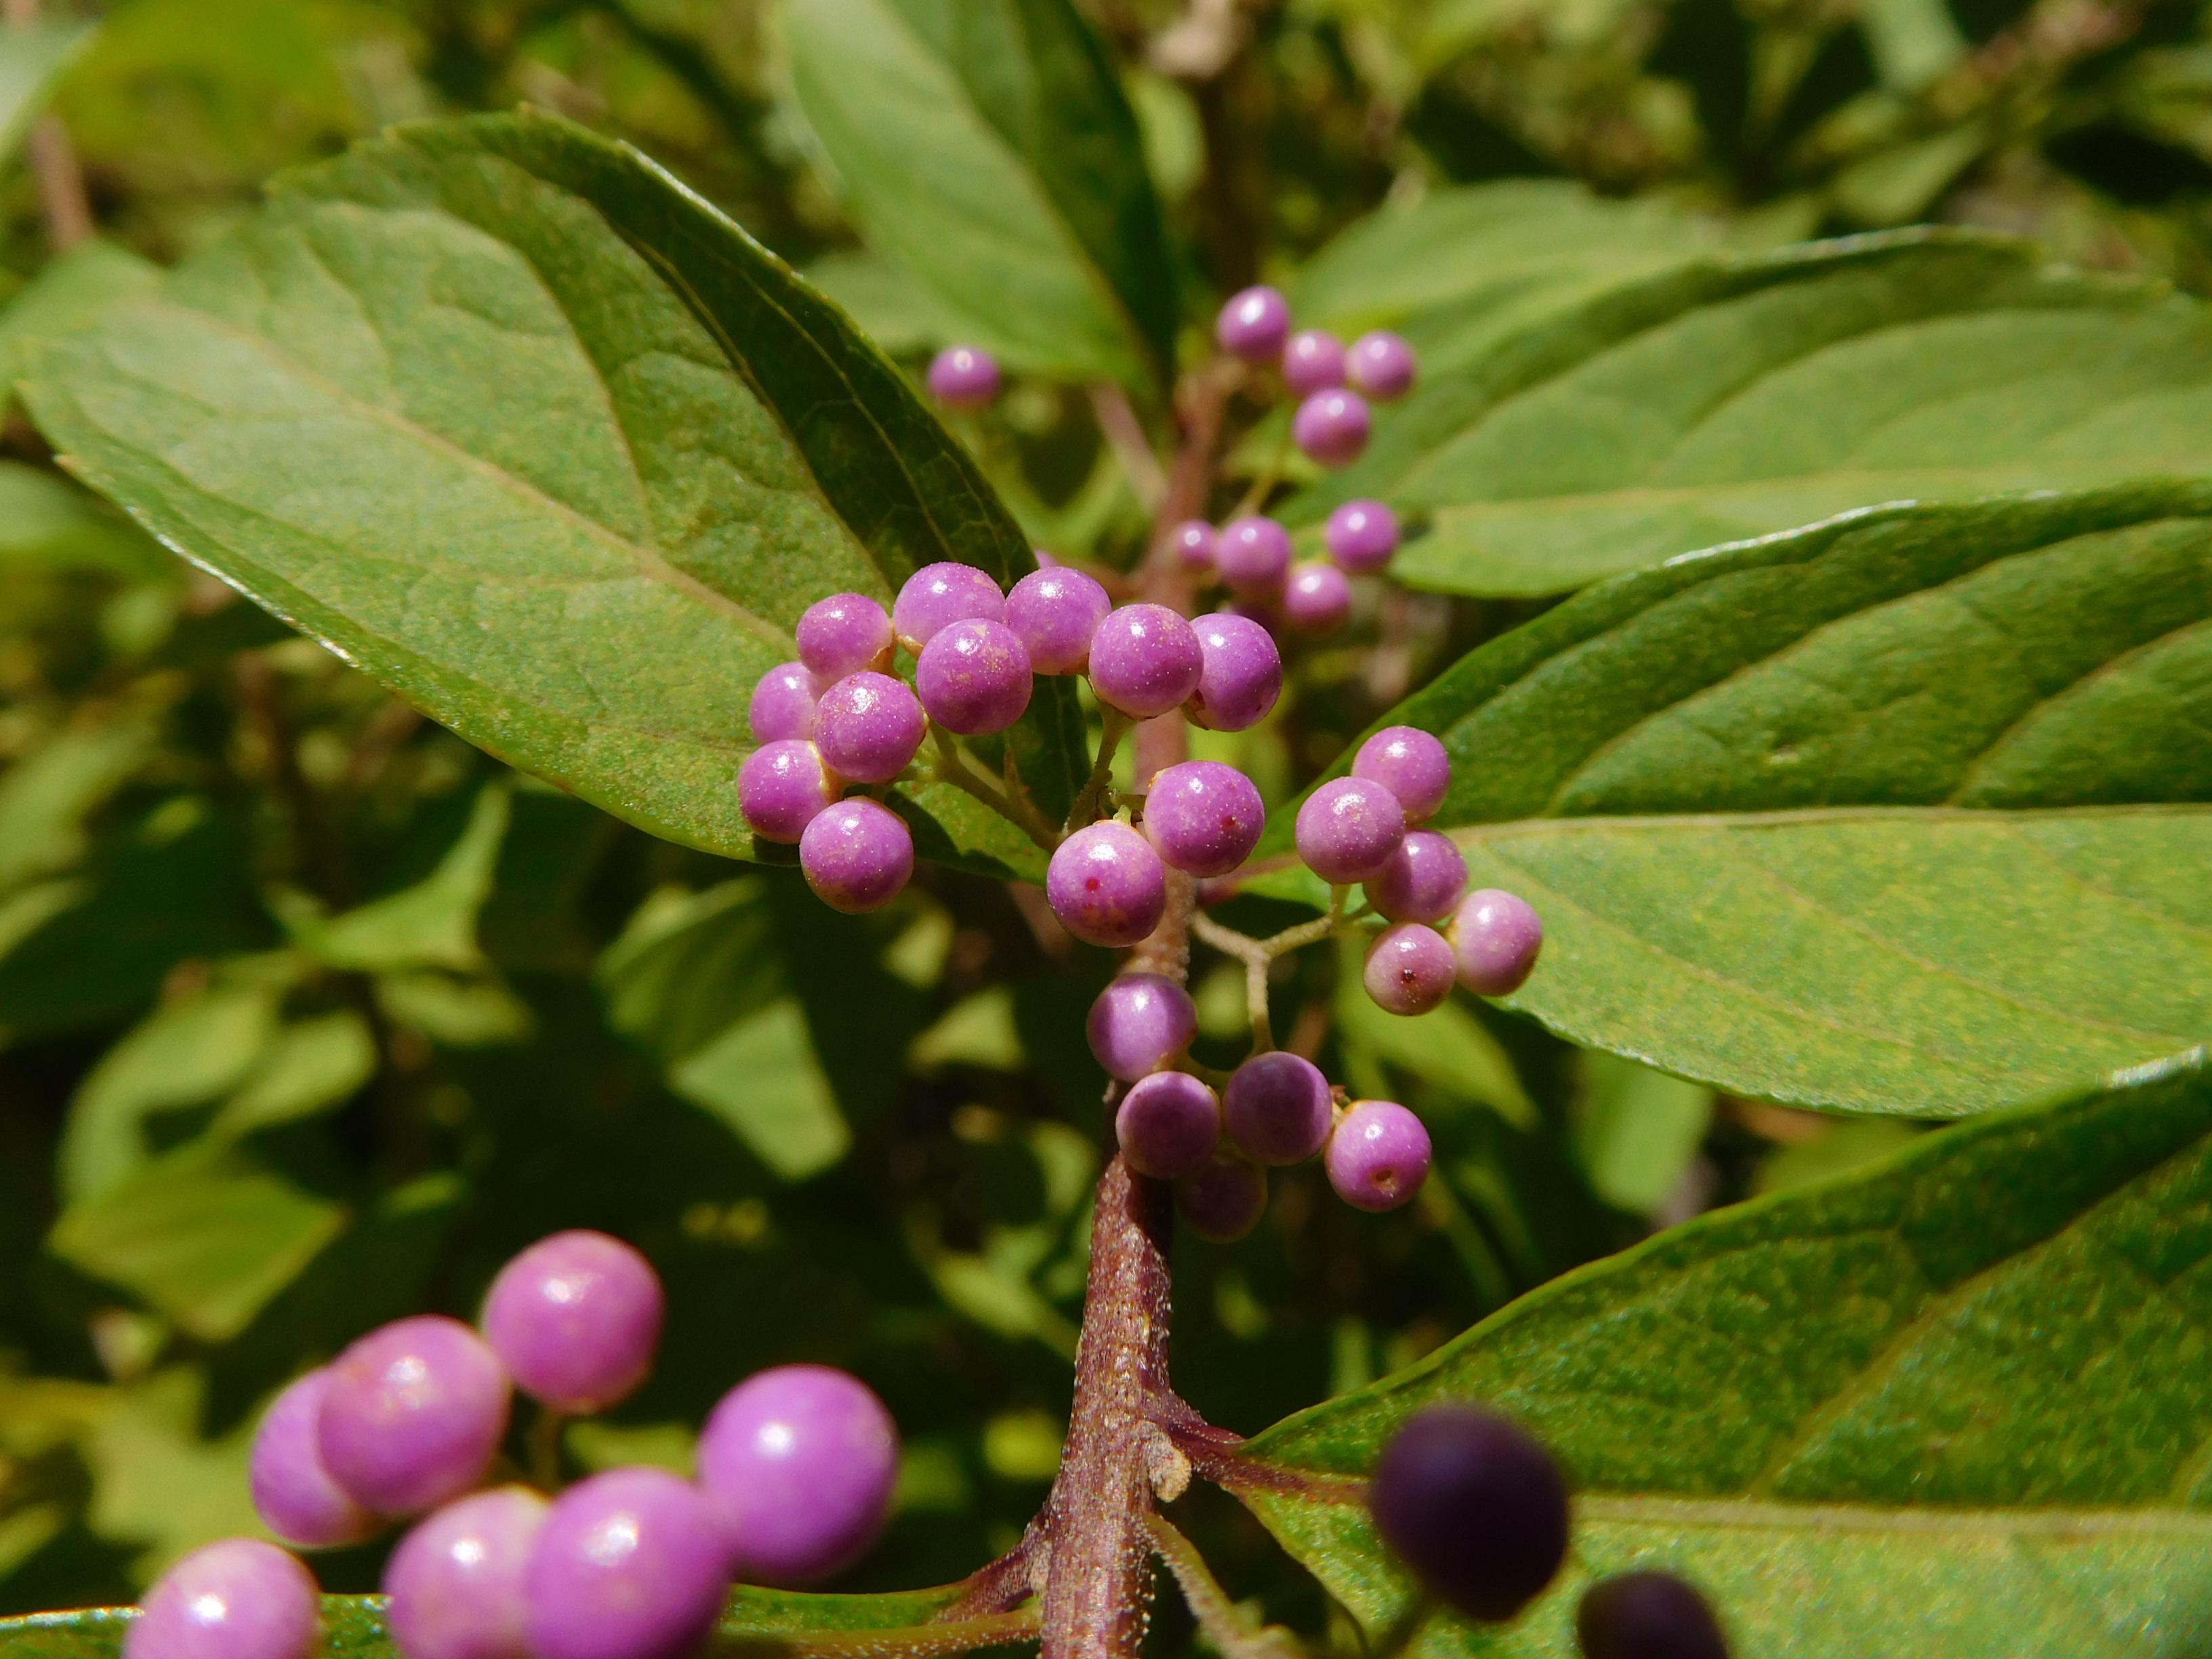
[280,783,510,973]
[670,1000,852,1181]
[1572,1054,1713,1216]
[0,15,94,163]
[209,1012,376,1136]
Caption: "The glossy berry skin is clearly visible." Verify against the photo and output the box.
[1282,329,1346,397]
[1364,923,1456,1017]
[1087,604,1204,719]
[1325,501,1399,575]
[1368,1406,1568,1622]
[916,619,1033,735]
[1295,777,1407,884]
[523,1469,731,1659]
[747,661,820,745]
[926,345,1000,409]
[1453,889,1544,997]
[481,1231,663,1414]
[739,740,839,844]
[1366,830,1469,924]
[1347,331,1418,401]
[1143,760,1265,878]
[1086,973,1197,1081]
[318,1315,510,1517]
[893,562,1005,655]
[1168,520,1218,572]
[1292,389,1372,469]
[1006,567,1111,675]
[1176,1150,1267,1242]
[1223,1051,1333,1166]
[1284,561,1351,634]
[1576,1572,1729,1659]
[813,673,925,786]
[1048,822,1167,948]
[1216,516,1292,593]
[1187,612,1283,733]
[1325,1100,1431,1212]
[124,1538,320,1659]
[796,594,893,682]
[801,798,914,914]
[1216,285,1290,361]
[1354,726,1450,822]
[251,1370,379,1549]
[384,1486,548,1659]
[1116,1071,1222,1179]
[699,1365,899,1586]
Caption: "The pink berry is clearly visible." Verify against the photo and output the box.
[481,1231,663,1415]
[927,346,1000,409]
[1087,604,1204,720]
[250,1370,379,1549]
[747,661,820,745]
[1282,329,1346,397]
[815,672,926,785]
[1353,726,1450,823]
[1295,777,1406,884]
[1143,760,1264,878]
[1216,286,1290,361]
[739,740,839,844]
[1293,389,1371,469]
[1187,612,1282,733]
[1364,923,1456,1017]
[701,1366,899,1587]
[800,798,914,914]
[1452,889,1543,996]
[522,1469,731,1659]
[317,1315,510,1516]
[1326,1100,1431,1211]
[1046,821,1167,947]
[796,594,894,682]
[1006,567,1111,675]
[1366,831,1469,924]
[1222,1051,1333,1166]
[1347,331,1418,401]
[916,619,1033,735]
[1116,1071,1222,1179]
[1168,520,1218,573]
[1284,562,1351,634]
[1216,516,1292,593]
[1176,1150,1267,1242]
[1086,973,1197,1081]
[1325,501,1399,574]
[124,1538,319,1659]
[384,1486,548,1659]
[893,562,1005,654]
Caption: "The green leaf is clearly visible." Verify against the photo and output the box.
[77,1369,259,1582]
[0,15,93,163]
[669,1000,853,1181]
[0,464,169,579]
[0,239,160,393]
[22,110,1083,880]
[1282,232,2212,596]
[0,718,159,895]
[1233,1049,2212,1658]
[785,0,1177,389]
[279,782,510,972]
[1571,1053,1713,1216]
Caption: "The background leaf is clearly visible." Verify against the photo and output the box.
[0,16,93,164]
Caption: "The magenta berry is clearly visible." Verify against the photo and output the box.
[1168,520,1218,572]
[748,661,820,745]
[384,1486,548,1659]
[893,562,1005,654]
[739,739,840,844]
[1293,389,1371,468]
[1187,612,1283,733]
[1087,604,1204,720]
[1353,726,1450,822]
[1325,501,1399,574]
[523,1468,731,1659]
[1347,331,1418,401]
[796,594,894,682]
[1216,516,1292,593]
[1366,830,1468,924]
[1216,285,1290,361]
[1578,1572,1730,1659]
[1048,821,1167,948]
[1282,329,1346,397]
[1295,777,1406,883]
[801,798,914,914]
[699,1365,899,1587]
[317,1315,510,1516]
[1284,561,1351,634]
[1325,1100,1431,1212]
[250,1370,378,1549]
[1143,760,1265,878]
[481,1231,663,1415]
[1364,923,1456,1017]
[1086,973,1197,1081]
[1115,1071,1222,1179]
[1176,1149,1267,1242]
[1006,567,1111,675]
[124,1538,319,1659]
[1453,889,1543,996]
[1222,1051,1332,1166]
[1369,1406,1568,1622]
[813,672,926,785]
[916,619,1033,735]
[926,345,1000,409]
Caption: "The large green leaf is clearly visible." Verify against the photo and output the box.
[1232,1048,2212,1658]
[0,15,93,163]
[1280,232,2212,596]
[22,111,1084,881]
[785,0,1177,390]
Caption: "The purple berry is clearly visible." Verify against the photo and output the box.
[813,672,925,786]
[1168,520,1218,573]
[699,1365,899,1587]
[1293,389,1371,469]
[1453,889,1543,996]
[1115,1071,1222,1179]
[1282,329,1346,397]
[893,562,1005,655]
[1187,612,1282,733]
[1347,331,1418,402]
[124,1538,319,1659]
[1325,1100,1431,1212]
[1222,1051,1332,1166]
[1295,777,1406,884]
[1325,501,1399,575]
[1006,567,1111,675]
[1047,821,1167,948]
[1176,1150,1267,1242]
[1369,1406,1568,1621]
[927,346,1000,409]
[1353,726,1450,822]
[384,1486,548,1659]
[481,1231,663,1415]
[1086,972,1198,1081]
[1087,604,1204,720]
[1216,516,1292,593]
[1143,760,1265,878]
[318,1315,510,1516]
[1577,1572,1730,1659]
[1216,285,1290,362]
[251,1370,379,1549]
[1366,831,1468,924]
[800,798,914,914]
[1364,923,1456,1017]
[739,740,840,844]
[916,619,1033,735]
[747,661,820,745]
[1283,562,1351,634]
[523,1469,731,1659]
[796,594,894,682]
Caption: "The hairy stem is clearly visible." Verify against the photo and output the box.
[1146,1515,1303,1659]
[930,727,1062,850]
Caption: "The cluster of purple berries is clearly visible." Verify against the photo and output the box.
[124,1232,899,1659]
[1165,499,1399,639]
[1214,285,1417,470]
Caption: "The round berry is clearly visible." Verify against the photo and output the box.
[1284,562,1351,634]
[1187,612,1282,733]
[927,346,1000,409]
[1216,516,1292,593]
[739,740,840,844]
[250,1370,378,1549]
[1086,972,1198,1081]
[1282,329,1346,398]
[1115,1071,1222,1179]
[1295,777,1406,884]
[1087,604,1204,720]
[1006,567,1111,676]
[1366,831,1468,924]
[1364,923,1456,1017]
[318,1315,510,1516]
[1325,1100,1431,1212]
[1453,889,1543,997]
[814,672,926,785]
[893,562,1005,655]
[1347,331,1418,402]
[1143,760,1265,878]
[1176,1150,1267,1242]
[1353,726,1450,822]
[522,1469,731,1659]
[124,1538,319,1659]
[747,661,820,745]
[699,1366,899,1587]
[1293,389,1372,469]
[1168,520,1218,573]
[384,1486,548,1659]
[800,798,914,914]
[481,1231,663,1415]
[796,594,894,682]
[1325,501,1399,574]
[1368,1406,1568,1621]
[1216,285,1290,362]
[1047,821,1167,948]
[1576,1572,1729,1659]
[916,619,1033,735]
[1222,1051,1332,1166]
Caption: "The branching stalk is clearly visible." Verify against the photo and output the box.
[930,727,1062,850]
[1069,708,1133,830]
[1146,1516,1304,1659]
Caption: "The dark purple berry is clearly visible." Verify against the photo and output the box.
[124,1538,320,1659]
[699,1365,899,1587]
[813,672,926,785]
[1115,1071,1222,1179]
[1283,561,1351,634]
[1364,922,1456,1017]
[317,1315,510,1516]
[1295,777,1406,884]
[481,1231,663,1415]
[1366,831,1468,924]
[1088,604,1204,720]
[1325,501,1399,575]
[893,562,1004,654]
[1222,1051,1332,1166]
[1293,389,1371,468]
[916,619,1033,735]
[747,661,820,745]
[927,346,1000,409]
[796,594,894,682]
[1187,612,1282,733]
[1143,760,1265,878]
[1216,516,1292,593]
[1347,331,1418,401]
[739,739,840,844]
[384,1486,547,1659]
[1452,889,1542,996]
[251,1370,379,1549]
[800,798,914,914]
[1282,329,1346,397]
[1216,286,1290,361]
[1354,726,1450,823]
[1047,821,1167,947]
[522,1469,731,1659]
[1176,1149,1267,1242]
[1576,1572,1729,1659]
[1086,973,1197,1081]
[1006,567,1111,675]
[1326,1100,1431,1212]
[1368,1405,1569,1622]
[1168,520,1218,572]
